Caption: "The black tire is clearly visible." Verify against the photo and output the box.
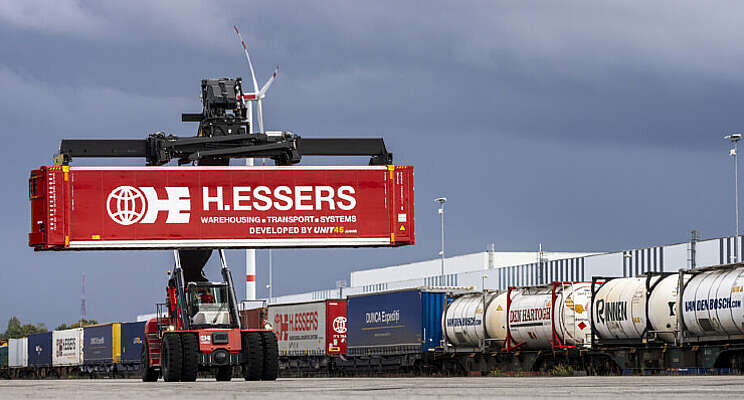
[241,332,263,381]
[260,331,279,380]
[215,366,233,381]
[161,334,183,382]
[141,345,159,382]
[181,333,199,382]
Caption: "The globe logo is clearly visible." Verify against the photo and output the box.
[333,316,347,334]
[107,186,146,225]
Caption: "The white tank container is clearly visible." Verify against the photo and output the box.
[648,274,689,342]
[484,292,508,343]
[9,337,28,368]
[681,267,744,338]
[443,292,497,346]
[593,277,658,340]
[52,328,84,366]
[508,283,591,349]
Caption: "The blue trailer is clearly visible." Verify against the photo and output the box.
[120,321,146,371]
[27,332,52,368]
[83,323,120,374]
[346,288,447,356]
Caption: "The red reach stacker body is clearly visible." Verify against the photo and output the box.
[28,165,414,250]
[141,250,278,382]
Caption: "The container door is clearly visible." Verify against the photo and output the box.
[388,166,414,246]
[325,300,347,355]
[28,169,45,246]
[121,321,146,363]
[28,167,68,249]
[422,292,445,351]
[52,328,84,366]
[28,332,52,367]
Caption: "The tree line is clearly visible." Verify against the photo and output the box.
[1,316,98,341]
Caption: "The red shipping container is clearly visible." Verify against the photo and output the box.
[28,165,414,250]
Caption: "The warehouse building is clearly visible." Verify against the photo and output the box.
[349,249,596,289]
[270,233,740,304]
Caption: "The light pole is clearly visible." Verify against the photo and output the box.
[725,133,742,262]
[266,249,273,303]
[435,197,447,286]
[336,280,348,298]
[481,274,488,291]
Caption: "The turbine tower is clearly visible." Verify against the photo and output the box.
[233,25,279,301]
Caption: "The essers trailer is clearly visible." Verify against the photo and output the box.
[268,299,347,357]
[28,165,414,250]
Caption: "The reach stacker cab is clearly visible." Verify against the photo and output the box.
[141,249,277,382]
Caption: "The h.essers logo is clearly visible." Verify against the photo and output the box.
[333,316,347,334]
[107,186,190,226]
[106,185,357,226]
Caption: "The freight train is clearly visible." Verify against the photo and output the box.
[0,310,265,379]
[260,263,744,376]
[4,263,744,378]
[4,322,145,378]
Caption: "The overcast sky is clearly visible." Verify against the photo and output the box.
[2,1,744,329]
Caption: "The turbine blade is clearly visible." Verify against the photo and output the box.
[258,66,279,98]
[233,25,260,94]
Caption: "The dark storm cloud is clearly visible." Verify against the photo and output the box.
[0,1,742,327]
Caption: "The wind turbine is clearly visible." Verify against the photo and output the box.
[232,25,279,303]
[233,25,278,133]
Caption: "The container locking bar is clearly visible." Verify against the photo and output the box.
[57,133,392,166]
